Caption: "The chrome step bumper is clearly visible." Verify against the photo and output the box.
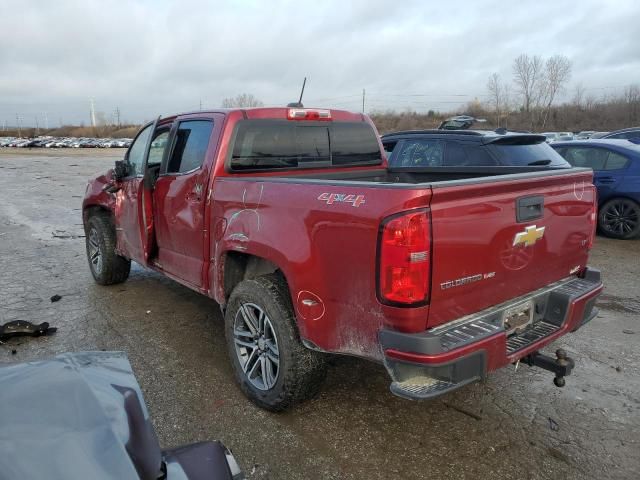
[380,268,603,401]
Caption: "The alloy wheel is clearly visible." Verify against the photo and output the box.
[88,228,103,275]
[233,303,280,391]
[601,200,639,237]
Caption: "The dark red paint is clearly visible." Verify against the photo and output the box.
[83,107,600,370]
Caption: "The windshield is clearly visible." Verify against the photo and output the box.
[486,140,571,167]
[230,120,382,171]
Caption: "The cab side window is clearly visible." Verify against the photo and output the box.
[127,125,152,176]
[166,120,214,174]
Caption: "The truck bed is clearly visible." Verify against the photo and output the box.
[236,165,584,187]
[212,165,596,356]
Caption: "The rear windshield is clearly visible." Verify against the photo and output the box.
[229,120,382,171]
[485,140,570,167]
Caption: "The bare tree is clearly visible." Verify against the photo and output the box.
[572,83,586,107]
[221,93,264,108]
[539,55,572,129]
[487,73,503,126]
[502,83,512,128]
[512,54,543,118]
[623,84,640,124]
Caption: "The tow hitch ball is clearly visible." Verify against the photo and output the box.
[522,349,575,388]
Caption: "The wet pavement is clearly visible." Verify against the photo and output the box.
[0,148,638,479]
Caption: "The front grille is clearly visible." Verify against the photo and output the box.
[506,321,559,354]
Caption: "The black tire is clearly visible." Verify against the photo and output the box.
[598,198,640,239]
[224,273,327,411]
[85,214,131,285]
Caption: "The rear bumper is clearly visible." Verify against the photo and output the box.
[379,268,603,400]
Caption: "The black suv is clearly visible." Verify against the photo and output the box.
[381,129,571,169]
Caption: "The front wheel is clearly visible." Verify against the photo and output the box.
[224,274,327,411]
[85,214,131,285]
[598,198,640,239]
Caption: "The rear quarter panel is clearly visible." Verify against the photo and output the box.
[615,156,640,203]
[209,178,431,359]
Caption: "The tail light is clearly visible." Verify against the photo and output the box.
[378,210,431,305]
[588,188,597,249]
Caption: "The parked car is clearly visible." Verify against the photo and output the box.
[555,132,574,141]
[83,107,602,411]
[552,139,640,239]
[541,132,558,143]
[0,135,131,148]
[380,129,571,168]
[599,127,640,140]
[575,131,597,140]
[437,115,487,130]
[0,351,244,480]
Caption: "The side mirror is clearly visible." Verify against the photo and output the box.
[114,160,129,181]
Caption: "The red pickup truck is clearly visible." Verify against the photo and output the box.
[83,107,603,411]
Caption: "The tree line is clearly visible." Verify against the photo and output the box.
[372,54,639,134]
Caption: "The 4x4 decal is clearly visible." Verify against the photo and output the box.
[318,192,366,207]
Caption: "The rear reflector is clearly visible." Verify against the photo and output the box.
[378,210,431,305]
[287,108,331,121]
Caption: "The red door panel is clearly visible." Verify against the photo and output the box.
[114,178,147,263]
[153,172,207,286]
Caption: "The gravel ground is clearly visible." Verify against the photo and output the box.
[0,148,638,479]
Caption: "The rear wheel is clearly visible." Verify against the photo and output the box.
[598,198,640,239]
[85,214,131,285]
[224,274,327,411]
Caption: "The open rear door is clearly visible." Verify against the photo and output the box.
[114,117,159,266]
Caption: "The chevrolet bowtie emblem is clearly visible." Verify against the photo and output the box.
[513,225,545,247]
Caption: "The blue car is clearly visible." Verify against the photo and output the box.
[552,139,640,239]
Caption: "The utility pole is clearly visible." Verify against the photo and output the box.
[89,98,96,127]
[114,107,121,127]
[16,114,21,137]
[44,112,48,130]
[199,99,202,111]
[35,117,39,136]
[362,88,366,113]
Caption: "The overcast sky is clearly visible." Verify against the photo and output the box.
[1,0,639,127]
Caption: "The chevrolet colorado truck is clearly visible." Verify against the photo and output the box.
[82,107,603,411]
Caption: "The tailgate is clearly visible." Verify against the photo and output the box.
[427,169,596,328]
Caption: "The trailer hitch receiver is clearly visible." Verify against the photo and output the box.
[523,348,575,387]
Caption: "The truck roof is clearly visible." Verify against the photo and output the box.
[162,107,368,123]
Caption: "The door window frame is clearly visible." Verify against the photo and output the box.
[159,118,215,177]
[123,122,154,179]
